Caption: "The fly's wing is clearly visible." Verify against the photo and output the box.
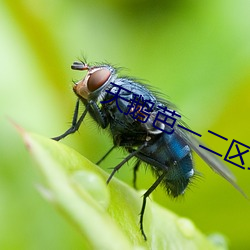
[177,127,248,198]
[140,89,247,197]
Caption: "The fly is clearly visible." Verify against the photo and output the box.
[52,60,246,240]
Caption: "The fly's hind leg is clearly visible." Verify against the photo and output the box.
[140,172,166,240]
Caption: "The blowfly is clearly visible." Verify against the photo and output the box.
[52,60,245,240]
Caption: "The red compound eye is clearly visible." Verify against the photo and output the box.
[87,68,111,92]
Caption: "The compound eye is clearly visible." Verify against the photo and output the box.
[87,68,111,92]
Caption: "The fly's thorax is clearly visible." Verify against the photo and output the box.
[73,64,117,102]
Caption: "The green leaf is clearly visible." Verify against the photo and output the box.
[19,127,227,250]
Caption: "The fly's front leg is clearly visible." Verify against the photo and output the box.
[52,99,89,141]
[88,100,108,129]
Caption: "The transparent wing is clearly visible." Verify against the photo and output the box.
[177,127,248,198]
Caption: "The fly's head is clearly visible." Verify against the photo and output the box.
[72,61,116,101]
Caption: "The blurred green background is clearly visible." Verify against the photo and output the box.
[1,0,250,249]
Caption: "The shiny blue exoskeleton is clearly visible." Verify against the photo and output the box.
[100,77,194,197]
[52,60,245,240]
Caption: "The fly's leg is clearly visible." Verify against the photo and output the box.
[89,100,107,129]
[107,143,147,184]
[133,160,141,189]
[52,99,108,141]
[52,99,89,141]
[96,145,116,165]
[140,172,166,240]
